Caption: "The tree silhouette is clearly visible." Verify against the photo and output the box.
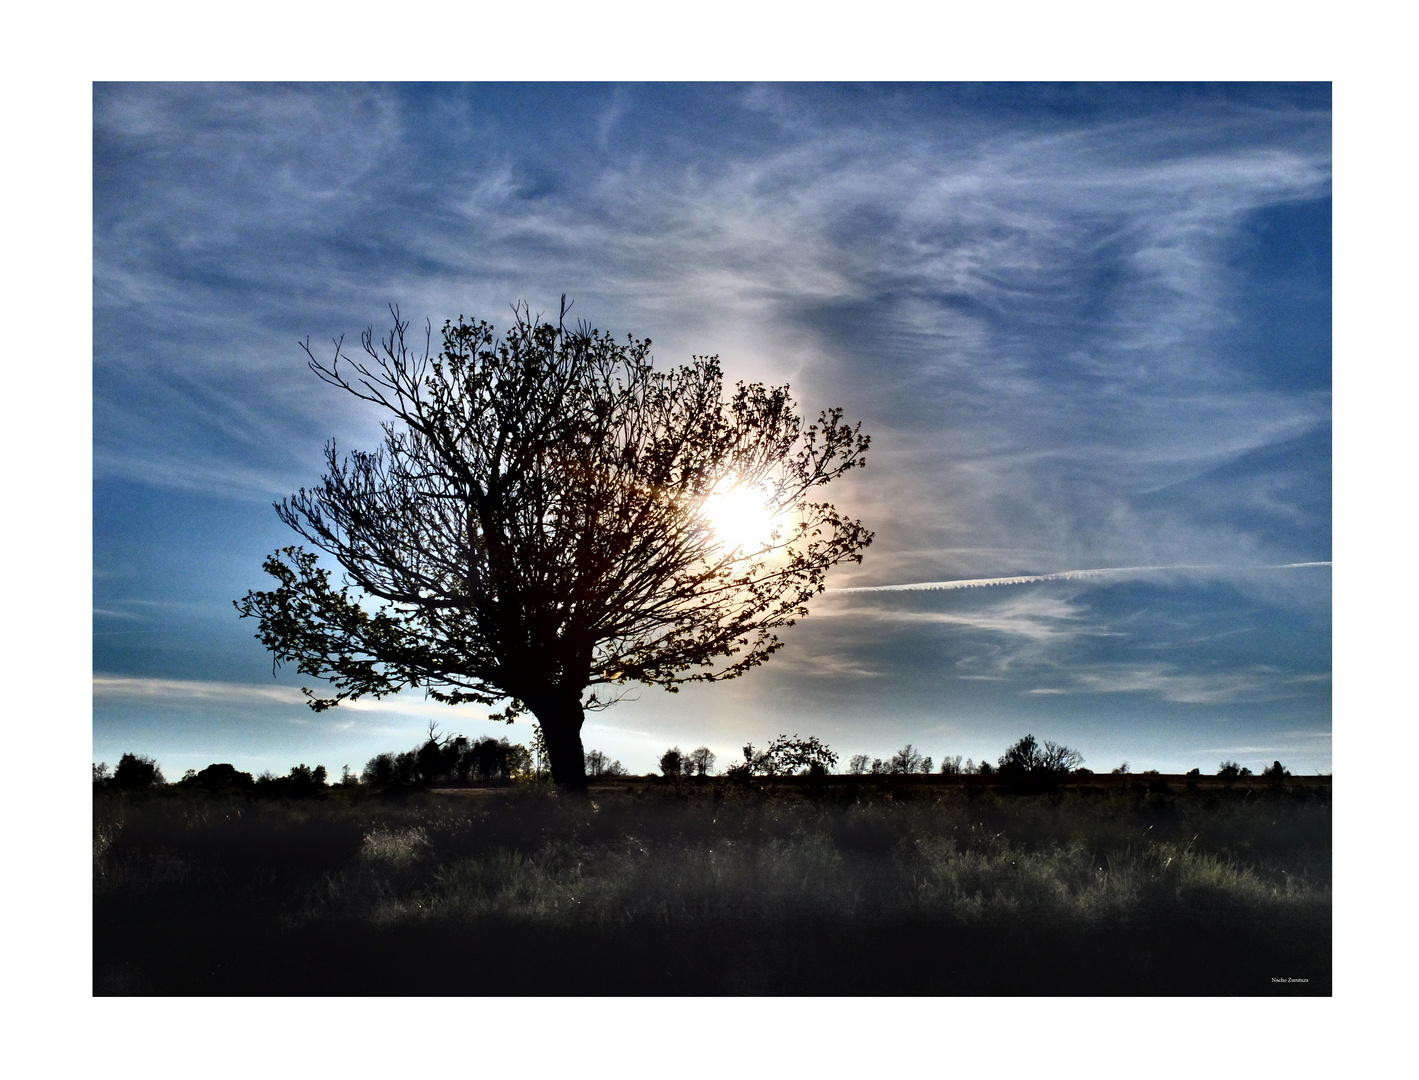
[687,746,716,777]
[659,747,686,779]
[888,744,924,774]
[236,302,871,788]
[113,753,165,789]
[996,734,1082,791]
[584,749,626,778]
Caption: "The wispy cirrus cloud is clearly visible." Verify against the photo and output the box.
[91,675,495,722]
[1028,663,1329,705]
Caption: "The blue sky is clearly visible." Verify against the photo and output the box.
[93,83,1331,777]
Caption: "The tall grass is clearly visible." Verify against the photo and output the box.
[94,781,1329,994]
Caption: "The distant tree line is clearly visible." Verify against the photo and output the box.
[93,722,635,797]
[95,731,1304,797]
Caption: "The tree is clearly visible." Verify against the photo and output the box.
[659,747,685,779]
[194,763,255,789]
[584,749,627,778]
[687,746,716,777]
[733,734,839,778]
[847,754,870,775]
[888,744,924,774]
[996,734,1082,791]
[236,302,872,788]
[113,753,164,789]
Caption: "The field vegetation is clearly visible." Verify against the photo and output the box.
[94,756,1329,995]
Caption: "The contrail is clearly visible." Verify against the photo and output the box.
[829,562,1331,594]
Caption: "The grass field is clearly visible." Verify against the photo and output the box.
[94,775,1330,995]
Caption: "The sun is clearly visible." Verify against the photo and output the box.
[701,480,780,554]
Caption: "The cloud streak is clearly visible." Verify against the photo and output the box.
[831,562,1332,593]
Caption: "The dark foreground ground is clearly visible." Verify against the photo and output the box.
[94,776,1330,996]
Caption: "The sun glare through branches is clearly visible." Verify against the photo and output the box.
[700,479,781,555]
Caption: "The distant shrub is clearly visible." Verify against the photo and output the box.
[847,754,870,775]
[977,761,994,776]
[113,753,165,790]
[93,762,111,787]
[1262,760,1291,785]
[1112,762,1130,775]
[938,756,963,775]
[1185,768,1201,777]
[1217,761,1252,780]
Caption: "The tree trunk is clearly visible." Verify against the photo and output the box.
[526,687,588,791]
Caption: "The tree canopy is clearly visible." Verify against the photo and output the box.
[236,301,871,786]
